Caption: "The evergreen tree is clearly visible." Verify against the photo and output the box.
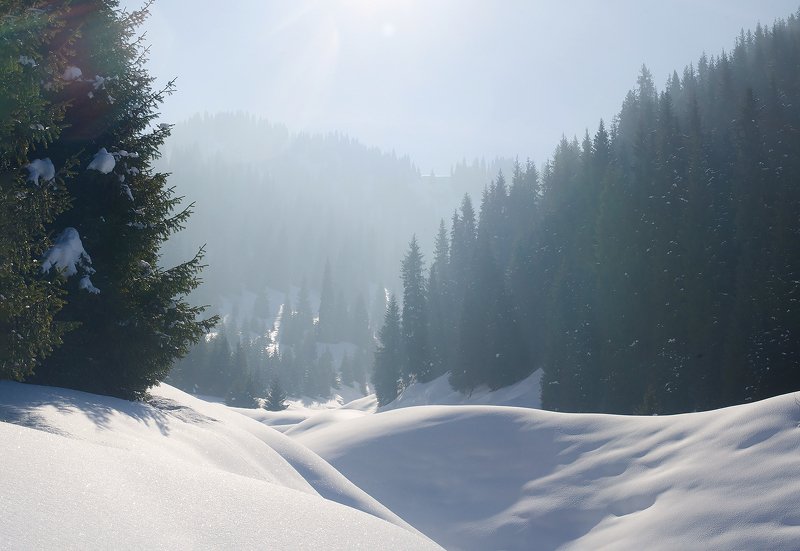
[373,294,402,406]
[401,236,429,382]
[27,1,215,399]
[225,340,256,407]
[350,294,371,347]
[0,3,72,380]
[317,259,336,342]
[427,219,452,379]
[264,377,288,411]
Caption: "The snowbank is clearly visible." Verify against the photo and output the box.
[296,393,800,551]
[0,382,440,550]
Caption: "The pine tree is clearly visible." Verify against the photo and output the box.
[225,340,256,407]
[373,294,402,406]
[401,236,429,382]
[350,294,371,347]
[0,3,72,380]
[427,219,452,379]
[27,1,215,399]
[264,377,288,411]
[317,259,336,342]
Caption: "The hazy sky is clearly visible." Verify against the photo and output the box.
[125,0,800,173]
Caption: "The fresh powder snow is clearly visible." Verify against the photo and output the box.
[3,373,799,550]
[0,382,441,551]
[293,391,800,551]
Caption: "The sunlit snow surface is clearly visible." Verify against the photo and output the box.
[3,376,800,551]
[0,382,440,551]
[292,379,800,551]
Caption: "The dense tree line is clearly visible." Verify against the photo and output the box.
[0,1,213,399]
[376,12,800,413]
[171,263,375,405]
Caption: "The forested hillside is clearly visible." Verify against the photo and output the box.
[378,12,800,413]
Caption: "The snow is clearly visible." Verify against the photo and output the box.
[41,227,93,278]
[120,183,134,201]
[87,147,116,173]
[384,369,542,411]
[25,158,55,184]
[4,371,799,551]
[0,382,441,551]
[295,393,800,551]
[79,275,100,294]
[62,66,82,81]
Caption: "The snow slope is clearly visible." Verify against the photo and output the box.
[0,382,441,550]
[295,393,800,551]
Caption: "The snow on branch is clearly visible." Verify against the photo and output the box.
[41,228,100,294]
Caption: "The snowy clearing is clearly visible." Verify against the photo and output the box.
[0,382,440,551]
[295,390,800,551]
[3,376,799,551]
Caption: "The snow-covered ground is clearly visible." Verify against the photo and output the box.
[295,390,800,550]
[0,382,440,550]
[2,373,799,551]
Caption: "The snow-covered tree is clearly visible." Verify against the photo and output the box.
[0,2,72,380]
[27,1,215,399]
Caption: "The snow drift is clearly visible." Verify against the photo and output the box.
[0,382,440,550]
[295,393,800,551]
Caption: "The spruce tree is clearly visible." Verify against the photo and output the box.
[0,3,72,380]
[317,259,336,342]
[400,236,429,382]
[427,219,452,379]
[264,377,288,411]
[26,0,215,399]
[373,294,402,406]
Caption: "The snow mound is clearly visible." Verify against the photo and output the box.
[296,394,800,551]
[384,369,542,411]
[234,385,374,434]
[87,147,116,173]
[0,382,440,550]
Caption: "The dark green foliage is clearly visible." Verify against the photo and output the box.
[20,1,216,400]
[0,1,214,396]
[373,294,402,406]
[264,377,288,411]
[400,236,429,382]
[427,219,452,379]
[401,11,800,413]
[0,2,72,380]
[225,341,257,407]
